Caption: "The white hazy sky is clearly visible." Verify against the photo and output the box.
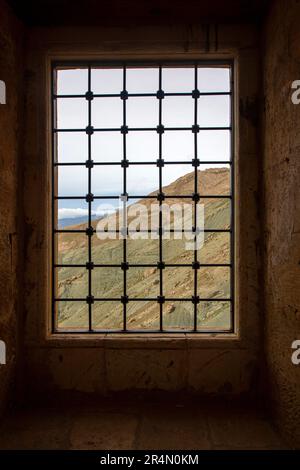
[56,66,231,219]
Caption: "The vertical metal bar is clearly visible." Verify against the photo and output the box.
[122,65,127,332]
[51,65,57,333]
[230,62,235,333]
[158,65,163,332]
[88,65,93,331]
[193,63,198,332]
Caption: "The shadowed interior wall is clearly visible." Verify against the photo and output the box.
[0,0,24,412]
[21,24,261,396]
[1,0,300,448]
[263,0,300,448]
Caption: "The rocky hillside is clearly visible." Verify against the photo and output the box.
[57,167,231,331]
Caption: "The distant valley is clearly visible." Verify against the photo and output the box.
[58,214,99,229]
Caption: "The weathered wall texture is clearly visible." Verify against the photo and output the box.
[0,0,24,412]
[22,24,262,396]
[262,0,300,448]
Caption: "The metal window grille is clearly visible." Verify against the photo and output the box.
[51,60,235,334]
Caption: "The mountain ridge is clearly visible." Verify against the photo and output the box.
[56,167,232,331]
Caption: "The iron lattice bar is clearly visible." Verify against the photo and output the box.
[52,60,234,334]
[158,65,163,331]
[55,228,232,235]
[122,65,128,332]
[54,161,233,166]
[54,126,232,133]
[55,263,232,268]
[193,64,198,332]
[54,195,232,200]
[55,297,232,302]
[87,65,93,331]
[54,91,232,99]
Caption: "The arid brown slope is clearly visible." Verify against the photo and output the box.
[57,167,231,331]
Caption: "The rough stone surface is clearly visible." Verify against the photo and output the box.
[136,405,211,450]
[5,0,269,27]
[0,0,24,414]
[262,0,300,449]
[207,404,285,450]
[70,412,138,450]
[2,0,300,450]
[21,23,262,397]
[0,398,288,450]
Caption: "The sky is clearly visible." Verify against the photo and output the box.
[55,66,231,219]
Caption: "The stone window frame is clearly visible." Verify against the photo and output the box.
[23,25,262,351]
[22,26,261,394]
[50,59,235,335]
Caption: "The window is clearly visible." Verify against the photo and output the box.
[51,61,234,333]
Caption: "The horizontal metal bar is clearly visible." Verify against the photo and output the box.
[54,228,232,233]
[55,229,85,233]
[54,160,232,166]
[165,126,231,131]
[55,263,232,268]
[54,126,232,133]
[54,195,120,200]
[161,263,231,268]
[55,297,232,302]
[54,91,232,99]
[54,194,232,200]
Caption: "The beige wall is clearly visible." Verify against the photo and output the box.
[0,0,24,412]
[20,23,262,396]
[262,0,300,448]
